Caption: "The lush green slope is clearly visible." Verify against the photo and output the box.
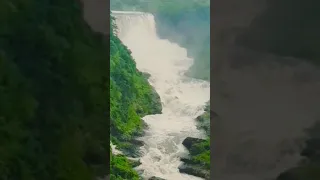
[110,154,140,180]
[111,0,211,81]
[110,15,161,148]
[110,16,162,179]
[0,0,109,179]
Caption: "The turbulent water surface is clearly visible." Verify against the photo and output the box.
[112,11,210,180]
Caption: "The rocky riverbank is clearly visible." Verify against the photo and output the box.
[179,103,211,179]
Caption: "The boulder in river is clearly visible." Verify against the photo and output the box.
[130,139,144,147]
[180,137,210,179]
[182,137,206,150]
[178,164,210,180]
[127,158,141,167]
[148,176,166,180]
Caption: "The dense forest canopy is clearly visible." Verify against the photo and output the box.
[0,0,109,179]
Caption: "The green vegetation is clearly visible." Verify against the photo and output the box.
[190,103,210,170]
[110,154,140,180]
[196,102,210,136]
[111,1,210,177]
[110,15,162,179]
[189,139,210,169]
[0,0,108,179]
[110,15,161,147]
[111,0,210,80]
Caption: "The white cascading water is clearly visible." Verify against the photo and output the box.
[112,11,210,180]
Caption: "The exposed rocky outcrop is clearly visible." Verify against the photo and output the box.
[127,157,142,168]
[120,139,145,158]
[179,137,209,179]
[182,137,206,150]
[178,163,210,180]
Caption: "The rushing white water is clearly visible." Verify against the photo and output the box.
[112,11,210,180]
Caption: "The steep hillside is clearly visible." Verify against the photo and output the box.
[0,0,108,179]
[110,15,161,150]
[109,15,162,179]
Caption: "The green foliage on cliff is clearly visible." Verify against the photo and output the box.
[111,0,211,81]
[189,139,210,169]
[181,103,210,174]
[0,0,109,179]
[110,15,162,179]
[110,16,161,145]
[110,154,140,180]
[190,103,211,170]
[196,102,210,136]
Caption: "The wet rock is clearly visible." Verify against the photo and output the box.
[130,139,144,147]
[127,158,141,167]
[182,137,206,150]
[121,141,143,158]
[178,164,210,180]
[148,176,166,180]
[180,157,197,165]
[120,138,145,158]
[180,138,209,179]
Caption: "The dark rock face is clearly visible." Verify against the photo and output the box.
[181,157,197,165]
[182,137,206,150]
[121,139,145,158]
[127,158,141,168]
[178,164,210,180]
[180,137,209,179]
[130,139,144,147]
[148,176,166,180]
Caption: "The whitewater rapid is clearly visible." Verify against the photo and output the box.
[112,11,210,180]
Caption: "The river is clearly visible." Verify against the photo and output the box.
[112,11,210,180]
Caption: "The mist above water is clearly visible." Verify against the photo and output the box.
[113,11,210,180]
